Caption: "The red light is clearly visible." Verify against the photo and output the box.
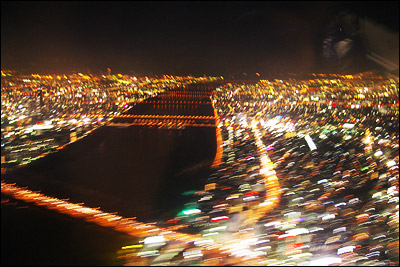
[285,242,303,253]
[211,216,229,222]
[245,192,259,196]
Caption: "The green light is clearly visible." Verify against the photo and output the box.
[182,190,197,196]
[360,166,369,171]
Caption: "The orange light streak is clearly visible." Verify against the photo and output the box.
[109,114,216,119]
[211,100,223,168]
[250,122,281,223]
[1,181,200,242]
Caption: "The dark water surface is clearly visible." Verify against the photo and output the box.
[1,194,133,266]
[1,86,217,265]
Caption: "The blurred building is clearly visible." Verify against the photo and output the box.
[323,9,399,77]
[360,17,399,77]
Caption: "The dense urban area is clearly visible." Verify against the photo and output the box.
[1,70,220,171]
[1,70,399,266]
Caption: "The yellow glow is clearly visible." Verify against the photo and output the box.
[122,244,143,249]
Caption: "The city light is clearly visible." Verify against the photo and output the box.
[2,71,399,266]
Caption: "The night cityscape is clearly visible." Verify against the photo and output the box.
[1,1,399,266]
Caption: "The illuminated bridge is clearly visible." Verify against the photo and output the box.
[107,114,217,128]
[1,181,199,241]
[141,100,210,104]
[107,84,219,128]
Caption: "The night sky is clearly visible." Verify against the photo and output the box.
[1,1,398,76]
